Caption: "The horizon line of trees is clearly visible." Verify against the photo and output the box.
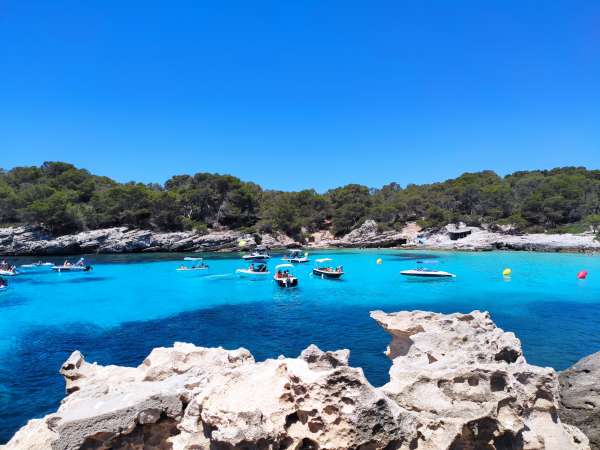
[1,162,600,239]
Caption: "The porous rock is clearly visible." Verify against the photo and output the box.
[0,226,298,255]
[371,309,589,449]
[560,351,600,450]
[2,313,591,450]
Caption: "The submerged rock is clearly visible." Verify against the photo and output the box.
[560,352,600,450]
[2,312,590,449]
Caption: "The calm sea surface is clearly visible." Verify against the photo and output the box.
[1,249,599,441]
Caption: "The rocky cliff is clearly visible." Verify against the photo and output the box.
[0,222,410,256]
[2,221,598,255]
[2,310,589,450]
[0,227,296,256]
[560,352,600,450]
[315,220,408,248]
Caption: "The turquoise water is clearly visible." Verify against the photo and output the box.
[1,249,600,441]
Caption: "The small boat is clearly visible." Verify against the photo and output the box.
[281,249,309,264]
[400,268,455,278]
[242,246,271,261]
[0,268,18,277]
[52,258,93,273]
[312,258,344,279]
[52,265,93,273]
[183,257,204,261]
[176,263,209,272]
[21,261,53,269]
[273,264,298,288]
[236,263,271,279]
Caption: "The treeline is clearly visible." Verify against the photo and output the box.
[1,162,600,238]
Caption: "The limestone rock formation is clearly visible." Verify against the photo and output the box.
[559,352,600,450]
[0,226,297,255]
[3,343,417,450]
[2,312,591,450]
[337,220,407,248]
[310,220,408,248]
[371,310,589,450]
[417,226,600,252]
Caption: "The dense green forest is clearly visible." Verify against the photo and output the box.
[1,162,600,238]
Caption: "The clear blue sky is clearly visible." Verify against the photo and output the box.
[1,1,599,191]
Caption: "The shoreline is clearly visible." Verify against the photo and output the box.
[1,223,599,257]
[4,246,600,259]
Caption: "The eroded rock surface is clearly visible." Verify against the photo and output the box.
[371,310,589,450]
[310,220,408,248]
[2,312,590,450]
[0,226,296,255]
[560,352,600,450]
[418,226,600,252]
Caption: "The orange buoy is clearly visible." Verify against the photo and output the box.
[577,270,588,280]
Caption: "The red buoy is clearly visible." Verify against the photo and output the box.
[577,270,588,280]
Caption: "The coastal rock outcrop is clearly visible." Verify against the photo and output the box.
[559,352,600,450]
[3,342,418,450]
[2,221,598,255]
[310,220,408,248]
[0,226,297,256]
[418,226,600,252]
[2,311,590,449]
[371,310,589,449]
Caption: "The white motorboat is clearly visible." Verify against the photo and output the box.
[281,250,309,263]
[236,263,270,279]
[21,262,53,268]
[0,269,18,277]
[400,268,455,278]
[274,264,298,288]
[183,257,204,261]
[176,263,209,272]
[313,258,344,279]
[242,246,270,261]
[242,252,270,261]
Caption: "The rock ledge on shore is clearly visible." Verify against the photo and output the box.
[0,227,294,256]
[1,221,599,255]
[2,310,590,450]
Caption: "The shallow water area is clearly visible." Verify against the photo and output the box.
[1,249,600,442]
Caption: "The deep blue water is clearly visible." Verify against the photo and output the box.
[1,249,600,442]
